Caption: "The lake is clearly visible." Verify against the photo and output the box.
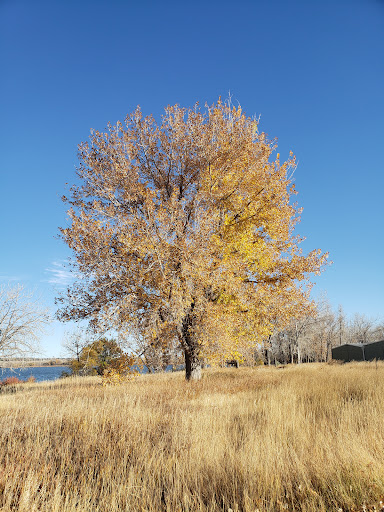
[0,365,185,383]
[0,366,70,383]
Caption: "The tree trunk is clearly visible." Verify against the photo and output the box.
[181,302,202,381]
[184,347,202,381]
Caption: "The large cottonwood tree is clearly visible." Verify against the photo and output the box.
[57,100,328,379]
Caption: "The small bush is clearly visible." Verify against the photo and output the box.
[102,365,140,386]
[0,375,36,386]
[102,368,124,386]
[101,354,141,386]
[1,376,23,386]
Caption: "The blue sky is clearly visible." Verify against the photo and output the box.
[1,0,383,356]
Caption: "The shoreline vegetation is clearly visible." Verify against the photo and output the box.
[1,363,384,511]
[0,358,71,368]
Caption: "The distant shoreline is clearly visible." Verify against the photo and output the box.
[0,365,70,368]
[0,359,71,368]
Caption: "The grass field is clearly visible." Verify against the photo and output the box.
[1,363,384,511]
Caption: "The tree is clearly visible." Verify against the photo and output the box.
[0,284,49,358]
[62,326,89,363]
[68,337,126,375]
[57,100,328,380]
[347,313,378,344]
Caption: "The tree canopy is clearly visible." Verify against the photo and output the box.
[57,100,328,379]
[67,337,131,377]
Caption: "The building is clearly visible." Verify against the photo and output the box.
[332,340,384,362]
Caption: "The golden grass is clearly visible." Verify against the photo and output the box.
[1,363,384,511]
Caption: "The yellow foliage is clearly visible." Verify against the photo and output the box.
[102,367,140,386]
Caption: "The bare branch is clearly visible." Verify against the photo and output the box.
[0,284,49,358]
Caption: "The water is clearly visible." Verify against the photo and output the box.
[0,366,70,383]
[0,364,184,383]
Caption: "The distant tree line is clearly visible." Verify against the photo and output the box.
[63,299,383,375]
[261,301,384,365]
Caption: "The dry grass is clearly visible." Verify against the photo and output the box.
[1,363,384,511]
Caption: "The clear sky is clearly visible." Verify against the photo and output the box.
[1,0,383,356]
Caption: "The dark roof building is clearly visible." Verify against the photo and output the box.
[332,343,365,362]
[364,340,384,361]
[332,340,384,362]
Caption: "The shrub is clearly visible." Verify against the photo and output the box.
[1,376,23,386]
[0,375,36,386]
[101,354,140,386]
[102,368,123,386]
